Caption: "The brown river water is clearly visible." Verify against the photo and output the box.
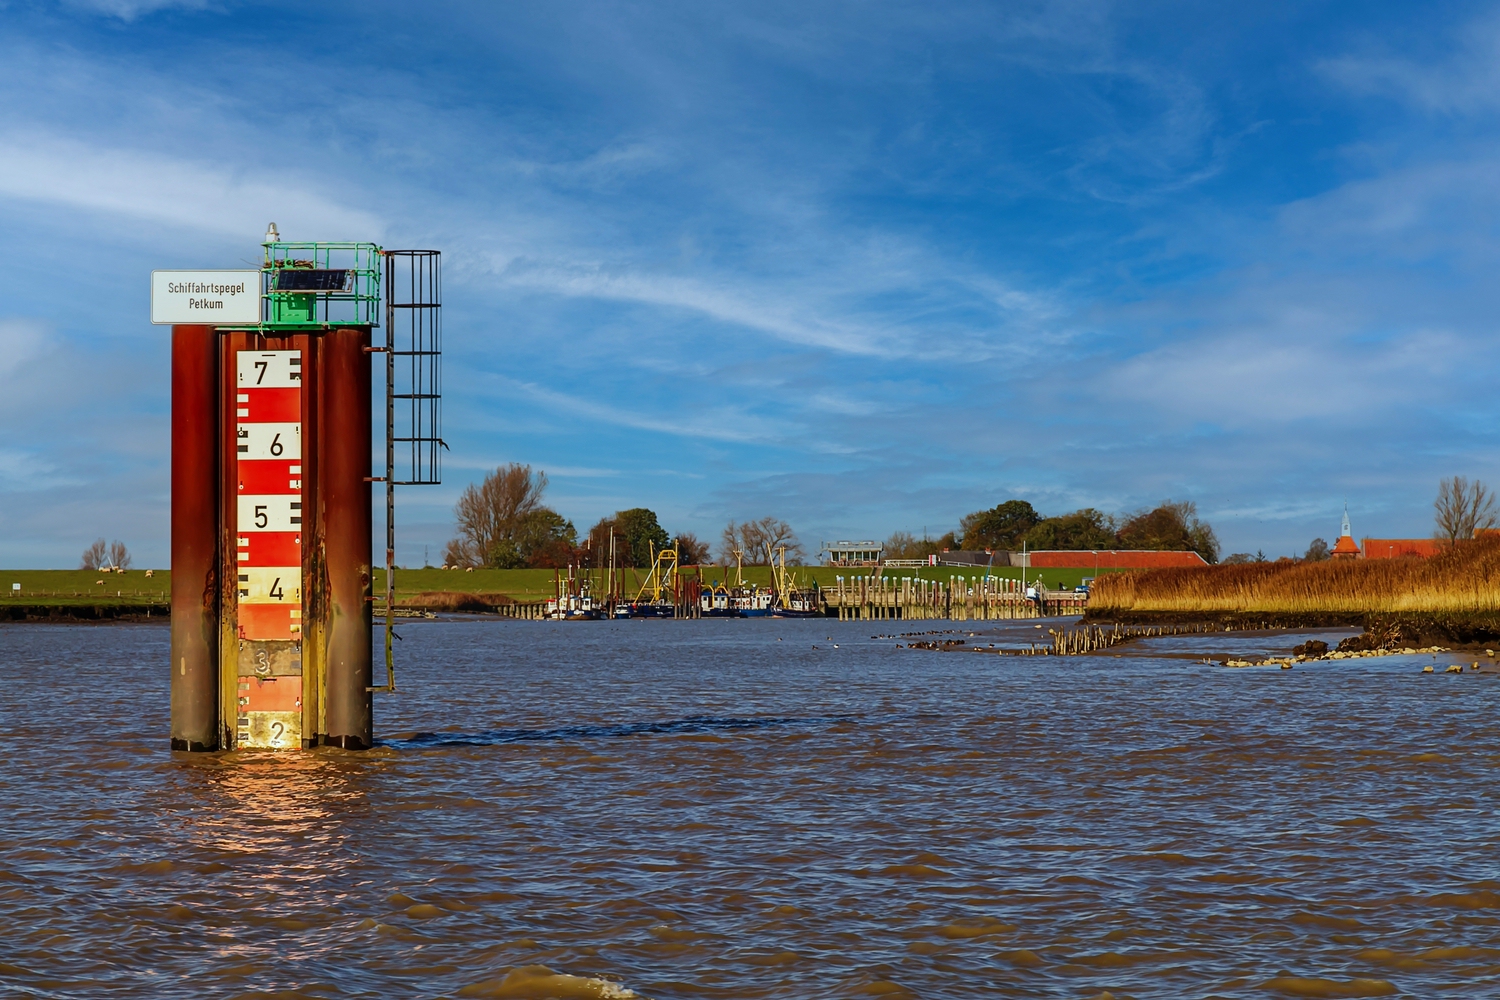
[3,618,1500,999]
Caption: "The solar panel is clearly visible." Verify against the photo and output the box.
[273,269,353,292]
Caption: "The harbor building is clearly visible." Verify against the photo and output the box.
[822,541,884,566]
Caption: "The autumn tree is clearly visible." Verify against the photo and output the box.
[587,509,671,568]
[443,464,576,568]
[1304,538,1330,561]
[675,532,712,565]
[108,540,132,570]
[721,517,804,565]
[1023,509,1118,551]
[959,500,1041,550]
[1116,500,1220,564]
[1434,476,1498,544]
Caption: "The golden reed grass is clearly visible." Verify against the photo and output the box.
[1091,535,1500,614]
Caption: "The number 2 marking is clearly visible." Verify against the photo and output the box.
[271,721,285,745]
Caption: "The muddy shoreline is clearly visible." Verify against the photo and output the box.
[1084,609,1500,652]
[1,604,167,623]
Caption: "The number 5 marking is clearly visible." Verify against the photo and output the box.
[254,505,268,528]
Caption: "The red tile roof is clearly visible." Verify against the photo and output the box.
[1026,550,1208,569]
[1361,538,1449,559]
[1331,534,1361,557]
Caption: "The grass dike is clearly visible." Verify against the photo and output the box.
[1084,535,1500,648]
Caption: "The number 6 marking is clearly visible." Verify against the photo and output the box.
[269,433,283,456]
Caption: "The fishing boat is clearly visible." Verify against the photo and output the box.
[545,591,602,620]
[768,544,825,618]
[733,587,774,617]
[628,600,676,618]
[546,569,603,620]
[699,582,737,617]
[629,543,681,618]
[771,586,822,618]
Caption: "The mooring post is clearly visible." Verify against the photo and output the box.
[170,324,221,751]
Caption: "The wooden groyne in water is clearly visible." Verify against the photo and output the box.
[909,621,1226,655]
[827,576,1088,621]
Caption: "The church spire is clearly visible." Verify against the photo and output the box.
[1331,502,1362,558]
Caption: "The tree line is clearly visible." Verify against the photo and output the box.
[885,499,1221,564]
[442,464,805,569]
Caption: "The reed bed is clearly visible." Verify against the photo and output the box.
[396,591,516,612]
[1091,536,1500,614]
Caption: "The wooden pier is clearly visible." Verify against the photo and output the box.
[826,576,1088,620]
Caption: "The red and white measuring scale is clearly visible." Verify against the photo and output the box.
[234,350,303,748]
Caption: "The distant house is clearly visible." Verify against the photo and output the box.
[822,540,883,566]
[1362,538,1449,560]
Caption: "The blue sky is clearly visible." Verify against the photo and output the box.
[2,0,1499,566]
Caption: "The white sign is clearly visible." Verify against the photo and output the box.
[151,270,261,325]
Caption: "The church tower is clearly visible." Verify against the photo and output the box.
[1331,502,1362,559]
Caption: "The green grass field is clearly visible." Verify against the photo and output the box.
[0,563,1118,609]
[0,569,170,606]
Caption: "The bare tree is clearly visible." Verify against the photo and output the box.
[80,538,107,570]
[446,464,549,567]
[1435,476,1498,543]
[721,517,805,565]
[109,540,132,570]
[675,532,712,565]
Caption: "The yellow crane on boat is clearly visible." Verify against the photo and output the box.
[634,543,679,604]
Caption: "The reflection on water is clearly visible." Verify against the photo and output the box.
[3,618,1500,998]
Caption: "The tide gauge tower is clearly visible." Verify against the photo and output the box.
[156,227,442,751]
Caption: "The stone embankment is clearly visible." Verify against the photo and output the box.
[1221,645,1456,668]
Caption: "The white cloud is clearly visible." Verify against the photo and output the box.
[484,374,796,445]
[1321,16,1500,115]
[0,130,382,241]
[60,0,214,21]
[0,319,47,383]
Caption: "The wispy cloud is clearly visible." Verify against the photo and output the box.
[481,375,798,445]
[1320,14,1500,115]
[60,0,214,21]
[0,130,382,240]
